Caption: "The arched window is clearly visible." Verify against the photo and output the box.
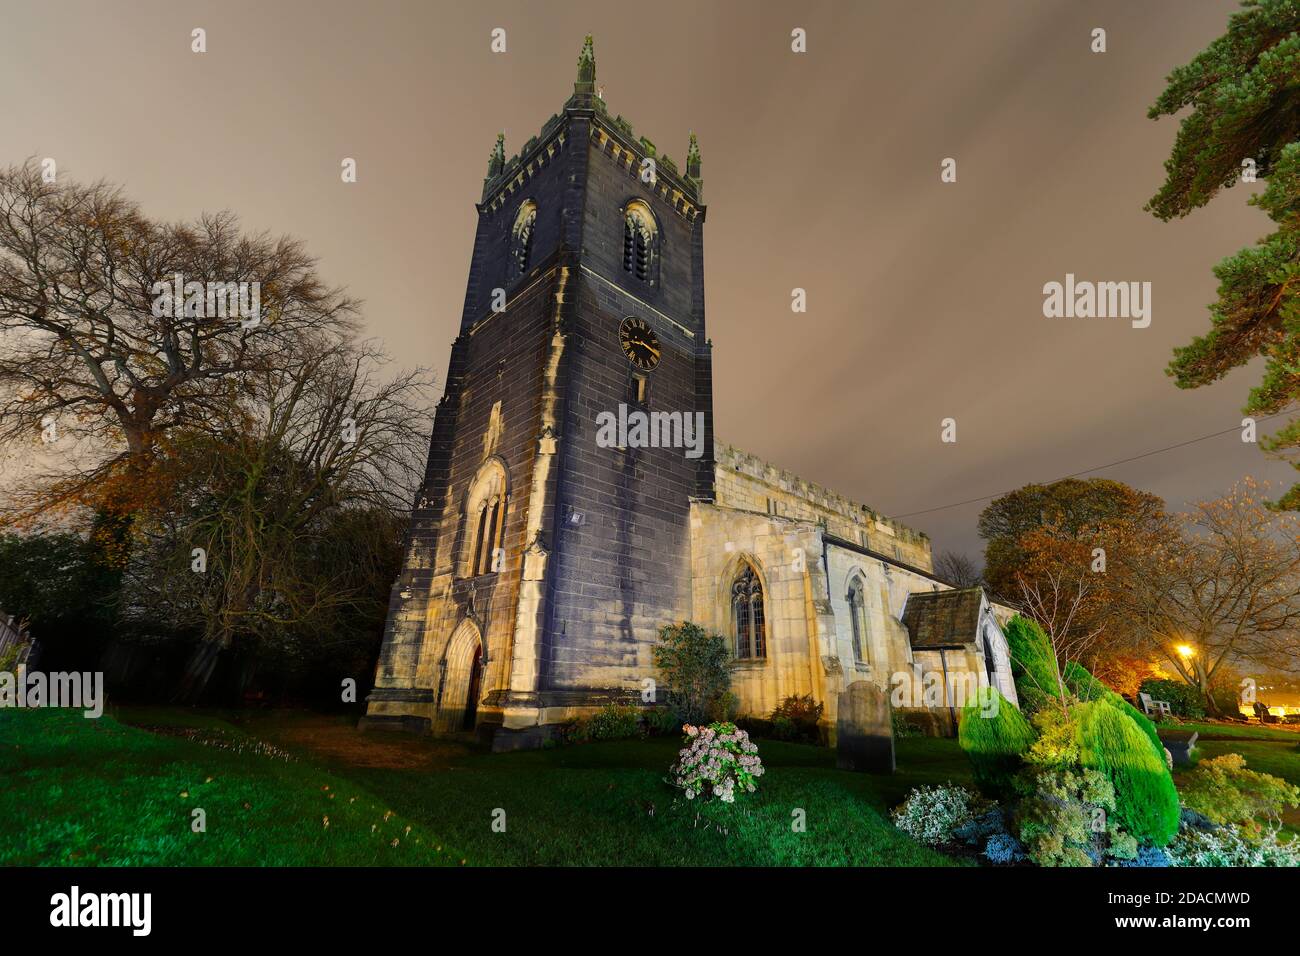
[510,201,537,275]
[470,495,504,576]
[622,201,657,283]
[464,461,508,578]
[732,564,766,659]
[472,503,490,573]
[848,578,867,663]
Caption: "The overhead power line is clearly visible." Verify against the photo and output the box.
[893,410,1295,520]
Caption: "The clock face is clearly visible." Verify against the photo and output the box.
[619,316,661,371]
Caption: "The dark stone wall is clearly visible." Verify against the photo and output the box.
[373,124,579,687]
[539,132,710,692]
[463,136,576,328]
[375,107,714,712]
[578,136,698,322]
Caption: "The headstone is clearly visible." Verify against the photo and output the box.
[837,680,895,772]
[1157,729,1198,767]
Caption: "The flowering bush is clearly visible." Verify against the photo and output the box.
[671,722,764,804]
[891,785,978,846]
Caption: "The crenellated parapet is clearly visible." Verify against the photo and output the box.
[713,441,932,568]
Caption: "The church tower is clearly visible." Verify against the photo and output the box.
[363,37,714,748]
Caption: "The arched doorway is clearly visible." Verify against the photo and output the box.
[439,619,484,733]
[462,645,482,730]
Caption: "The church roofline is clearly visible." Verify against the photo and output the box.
[715,441,930,546]
[823,533,953,587]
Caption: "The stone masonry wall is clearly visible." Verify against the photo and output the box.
[713,443,932,570]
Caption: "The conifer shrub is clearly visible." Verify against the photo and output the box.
[1015,766,1137,867]
[958,686,1036,799]
[1106,691,1165,761]
[1076,698,1180,847]
[1059,659,1164,761]
[1179,753,1300,839]
[1064,661,1108,702]
[1022,706,1081,773]
[984,832,1026,864]
[1016,686,1056,714]
[1003,615,1060,709]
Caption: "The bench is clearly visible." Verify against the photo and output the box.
[1138,691,1171,718]
[1253,701,1281,725]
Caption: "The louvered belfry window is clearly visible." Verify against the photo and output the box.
[622,202,655,283]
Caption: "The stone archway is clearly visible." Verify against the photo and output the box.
[438,619,484,733]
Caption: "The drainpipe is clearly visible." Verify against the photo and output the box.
[938,648,956,735]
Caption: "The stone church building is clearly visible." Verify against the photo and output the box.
[363,38,1018,749]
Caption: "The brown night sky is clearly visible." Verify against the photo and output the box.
[1,0,1290,561]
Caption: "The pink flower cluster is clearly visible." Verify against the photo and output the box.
[671,722,764,804]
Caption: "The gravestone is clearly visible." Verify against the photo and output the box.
[836,680,895,773]
[1157,729,1199,767]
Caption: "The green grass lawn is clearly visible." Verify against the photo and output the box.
[9,707,1294,866]
[332,733,975,866]
[0,708,464,866]
[1168,722,1300,835]
[1174,720,1300,743]
[0,707,971,866]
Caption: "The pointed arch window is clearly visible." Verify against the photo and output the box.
[622,201,657,284]
[848,578,868,663]
[463,461,508,578]
[732,564,766,659]
[511,201,537,275]
[473,495,503,575]
[472,503,491,574]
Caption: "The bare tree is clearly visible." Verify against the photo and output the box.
[0,160,359,520]
[122,338,435,702]
[934,550,983,588]
[1114,480,1300,712]
[1016,565,1107,716]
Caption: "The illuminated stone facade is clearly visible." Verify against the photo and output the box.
[363,39,1016,748]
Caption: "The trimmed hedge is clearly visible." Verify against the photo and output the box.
[958,686,1036,799]
[1139,678,1206,718]
[1076,698,1180,847]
